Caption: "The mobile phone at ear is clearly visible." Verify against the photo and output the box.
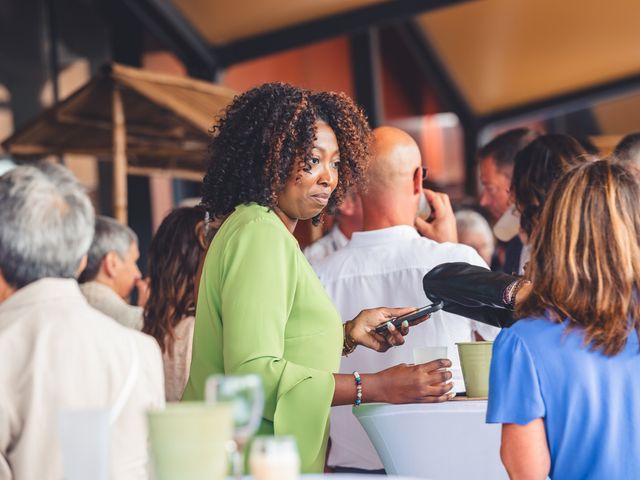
[374,301,444,334]
[417,191,432,221]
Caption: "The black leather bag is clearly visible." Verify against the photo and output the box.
[422,262,519,328]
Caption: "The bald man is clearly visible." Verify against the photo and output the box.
[312,127,500,474]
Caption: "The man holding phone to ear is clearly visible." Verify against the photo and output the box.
[312,126,500,475]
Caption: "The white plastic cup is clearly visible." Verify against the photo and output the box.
[57,409,110,480]
[250,436,300,480]
[413,346,448,365]
[493,206,521,242]
[147,402,234,480]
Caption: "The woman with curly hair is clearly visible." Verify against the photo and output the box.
[183,82,454,472]
[143,206,213,401]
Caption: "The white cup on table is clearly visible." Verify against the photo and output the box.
[250,435,300,480]
[413,346,448,365]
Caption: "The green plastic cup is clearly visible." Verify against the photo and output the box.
[456,341,494,398]
[147,402,233,480]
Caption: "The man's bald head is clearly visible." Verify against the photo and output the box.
[365,127,422,196]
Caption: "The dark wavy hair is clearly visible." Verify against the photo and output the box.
[143,207,210,354]
[202,82,371,225]
[511,134,589,236]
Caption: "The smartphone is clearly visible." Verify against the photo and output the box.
[374,301,444,334]
[416,191,432,221]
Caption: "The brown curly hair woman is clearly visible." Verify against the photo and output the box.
[201,83,370,225]
[183,82,452,473]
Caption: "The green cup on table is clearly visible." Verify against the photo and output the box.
[147,401,233,480]
[456,341,493,398]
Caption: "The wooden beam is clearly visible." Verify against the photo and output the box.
[55,112,192,139]
[127,165,203,182]
[112,85,128,224]
[350,28,384,127]
[110,63,234,96]
[7,143,206,159]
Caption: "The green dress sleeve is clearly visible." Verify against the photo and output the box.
[185,211,340,473]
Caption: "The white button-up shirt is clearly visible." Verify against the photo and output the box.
[0,278,165,479]
[303,224,349,264]
[312,225,500,470]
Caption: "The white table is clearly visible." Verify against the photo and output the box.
[303,476,425,479]
[305,476,424,479]
[232,476,424,479]
[353,401,507,480]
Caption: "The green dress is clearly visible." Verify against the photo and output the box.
[183,203,343,473]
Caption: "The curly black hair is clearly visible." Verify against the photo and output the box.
[202,82,371,225]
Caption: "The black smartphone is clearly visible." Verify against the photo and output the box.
[374,301,444,334]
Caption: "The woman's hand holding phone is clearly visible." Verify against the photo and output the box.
[373,302,443,335]
[346,306,426,352]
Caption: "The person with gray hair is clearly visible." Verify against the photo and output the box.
[79,215,145,330]
[0,163,164,480]
[455,209,495,266]
[0,163,94,296]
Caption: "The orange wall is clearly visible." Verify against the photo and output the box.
[223,37,354,96]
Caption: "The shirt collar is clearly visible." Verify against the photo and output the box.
[348,225,420,248]
[0,278,84,314]
[330,224,349,248]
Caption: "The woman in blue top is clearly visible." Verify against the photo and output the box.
[486,160,640,479]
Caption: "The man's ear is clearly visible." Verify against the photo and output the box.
[0,269,16,303]
[338,194,356,216]
[75,255,88,278]
[413,166,423,195]
[102,251,120,278]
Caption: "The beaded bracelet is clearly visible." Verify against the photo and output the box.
[503,278,527,310]
[508,279,527,310]
[353,371,362,407]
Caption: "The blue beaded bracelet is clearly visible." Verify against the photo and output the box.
[353,371,362,406]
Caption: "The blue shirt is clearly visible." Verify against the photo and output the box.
[486,316,640,479]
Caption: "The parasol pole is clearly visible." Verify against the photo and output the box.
[112,84,128,224]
